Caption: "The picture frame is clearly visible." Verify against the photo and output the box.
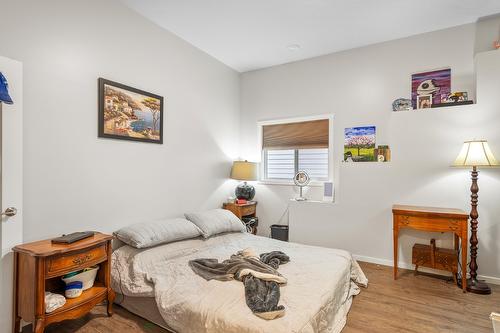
[411,68,451,109]
[417,95,432,109]
[98,78,164,144]
[441,92,468,103]
[344,126,376,162]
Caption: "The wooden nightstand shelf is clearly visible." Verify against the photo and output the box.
[223,201,258,234]
[12,232,115,333]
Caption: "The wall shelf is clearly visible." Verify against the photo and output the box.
[392,103,476,114]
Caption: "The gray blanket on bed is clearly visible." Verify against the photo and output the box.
[189,249,290,320]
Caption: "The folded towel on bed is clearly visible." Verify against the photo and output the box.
[189,248,289,320]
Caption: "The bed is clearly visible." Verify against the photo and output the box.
[111,232,367,333]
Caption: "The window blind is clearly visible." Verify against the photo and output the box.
[262,119,329,150]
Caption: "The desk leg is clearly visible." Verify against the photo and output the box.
[393,226,398,280]
[461,232,467,292]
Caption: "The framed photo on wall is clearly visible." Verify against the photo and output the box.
[98,78,164,144]
[417,95,432,109]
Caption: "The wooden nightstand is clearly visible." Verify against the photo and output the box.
[12,232,115,333]
[223,201,258,234]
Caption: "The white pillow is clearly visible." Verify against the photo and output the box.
[184,209,246,238]
[113,218,201,248]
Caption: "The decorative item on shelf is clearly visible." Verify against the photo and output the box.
[417,94,432,109]
[344,126,376,162]
[412,68,451,109]
[0,72,13,104]
[293,170,310,201]
[432,91,474,108]
[98,78,164,144]
[494,41,500,50]
[392,98,412,111]
[453,139,499,294]
[230,160,258,202]
[441,92,468,103]
[375,145,391,162]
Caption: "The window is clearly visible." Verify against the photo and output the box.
[261,117,331,182]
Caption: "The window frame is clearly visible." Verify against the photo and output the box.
[258,114,334,186]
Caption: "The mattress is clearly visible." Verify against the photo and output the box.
[112,232,367,333]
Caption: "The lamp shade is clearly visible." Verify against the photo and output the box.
[453,140,499,167]
[230,160,258,181]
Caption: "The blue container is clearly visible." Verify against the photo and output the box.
[65,281,83,298]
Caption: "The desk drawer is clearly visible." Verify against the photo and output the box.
[46,245,107,277]
[397,215,465,232]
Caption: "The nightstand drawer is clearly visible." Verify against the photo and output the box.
[240,205,255,217]
[46,245,107,277]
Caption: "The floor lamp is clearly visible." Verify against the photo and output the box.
[453,140,498,294]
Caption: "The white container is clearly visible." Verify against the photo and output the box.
[492,312,500,333]
[64,283,83,299]
[62,266,99,290]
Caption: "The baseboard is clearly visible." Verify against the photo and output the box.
[353,254,500,286]
[478,274,500,286]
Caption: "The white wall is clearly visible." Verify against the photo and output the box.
[241,23,500,281]
[0,0,240,241]
[475,14,500,54]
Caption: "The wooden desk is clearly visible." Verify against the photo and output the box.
[392,205,468,292]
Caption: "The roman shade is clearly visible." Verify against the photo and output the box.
[262,119,329,150]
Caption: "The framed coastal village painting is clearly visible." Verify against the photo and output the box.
[98,78,164,144]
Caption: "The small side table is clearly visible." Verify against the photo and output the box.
[223,201,258,234]
[12,232,115,333]
[392,205,468,292]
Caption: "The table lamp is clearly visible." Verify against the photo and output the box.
[230,160,258,201]
[453,140,498,294]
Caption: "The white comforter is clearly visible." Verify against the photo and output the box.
[112,233,367,333]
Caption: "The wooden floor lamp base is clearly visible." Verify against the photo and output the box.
[467,278,492,294]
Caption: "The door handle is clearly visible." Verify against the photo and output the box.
[1,207,17,217]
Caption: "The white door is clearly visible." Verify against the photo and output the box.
[0,56,23,331]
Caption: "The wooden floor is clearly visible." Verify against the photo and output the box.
[23,262,499,333]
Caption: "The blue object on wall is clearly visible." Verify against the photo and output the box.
[0,72,13,104]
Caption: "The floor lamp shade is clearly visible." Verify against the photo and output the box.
[453,140,498,167]
[230,161,258,200]
[453,140,498,294]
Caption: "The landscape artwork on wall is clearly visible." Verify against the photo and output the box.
[344,126,376,162]
[411,68,451,109]
[98,78,163,144]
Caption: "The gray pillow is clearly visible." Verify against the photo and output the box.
[184,209,246,238]
[113,218,201,248]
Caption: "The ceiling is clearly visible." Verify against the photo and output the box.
[122,0,500,72]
